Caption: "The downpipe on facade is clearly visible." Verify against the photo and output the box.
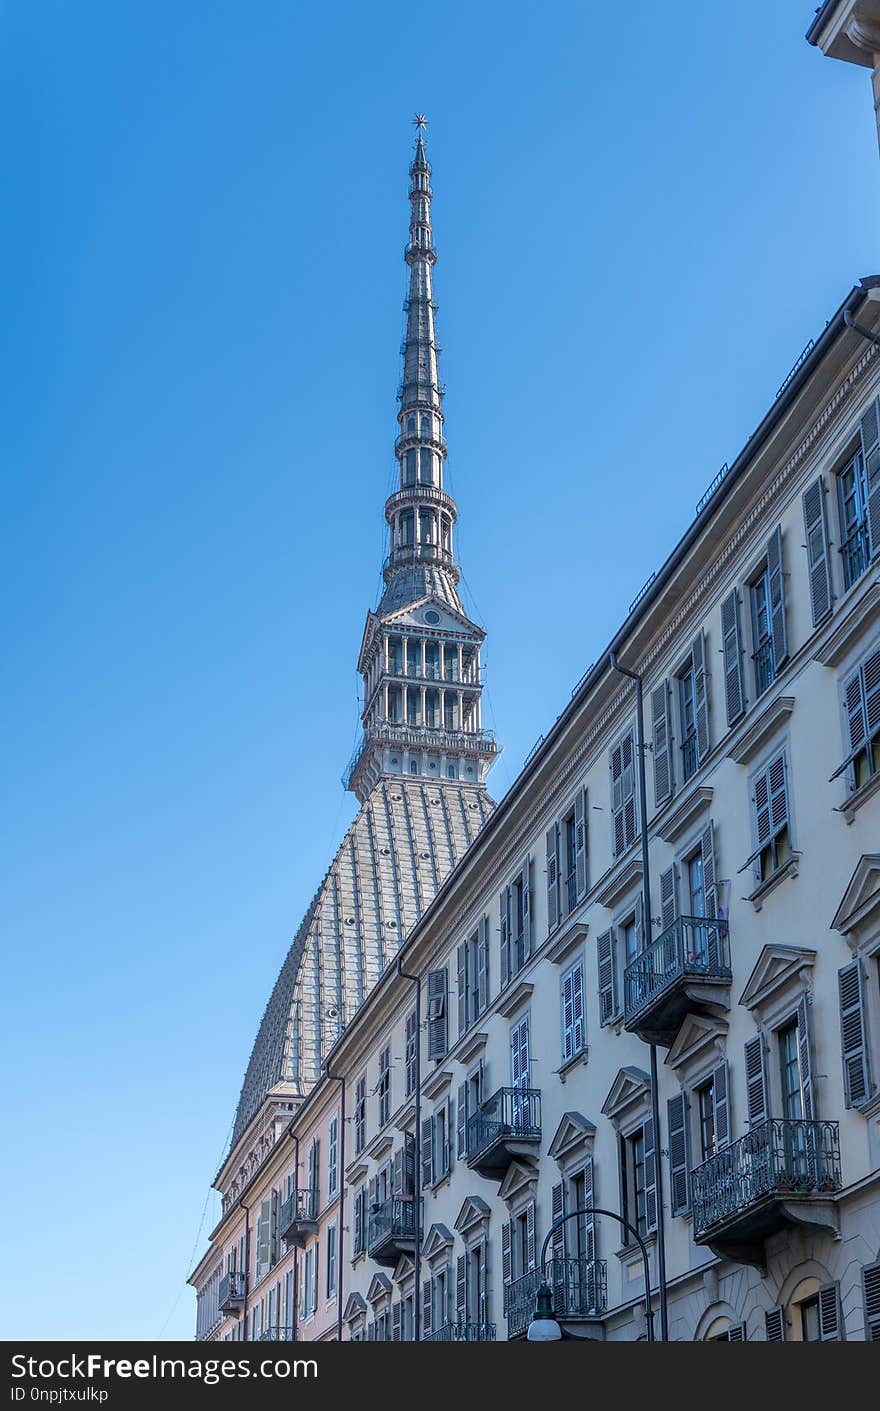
[397,956,422,1342]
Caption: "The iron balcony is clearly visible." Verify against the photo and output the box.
[218,1271,246,1315]
[279,1187,319,1249]
[258,1327,295,1341]
[422,1322,497,1342]
[466,1087,541,1179]
[505,1259,607,1340]
[367,1195,421,1266]
[623,915,732,1046]
[691,1118,842,1266]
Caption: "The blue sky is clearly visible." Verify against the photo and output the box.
[0,0,875,1339]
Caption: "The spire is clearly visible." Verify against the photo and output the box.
[343,120,499,803]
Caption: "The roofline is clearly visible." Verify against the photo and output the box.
[806,1,837,45]
[324,276,878,1069]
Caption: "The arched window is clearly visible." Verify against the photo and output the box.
[401,511,414,546]
[419,449,434,484]
[425,689,439,728]
[420,412,432,440]
[406,414,416,437]
[419,510,434,544]
[405,450,417,486]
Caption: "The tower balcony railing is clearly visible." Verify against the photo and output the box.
[218,1272,246,1314]
[385,484,456,518]
[422,1322,497,1343]
[504,1259,607,1340]
[344,723,497,788]
[383,544,456,575]
[466,1087,541,1179]
[623,915,732,1046]
[690,1118,842,1263]
[383,663,482,686]
[393,430,448,454]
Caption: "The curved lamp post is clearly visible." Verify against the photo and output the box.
[527,1206,655,1342]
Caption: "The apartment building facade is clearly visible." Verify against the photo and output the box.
[192,273,880,1342]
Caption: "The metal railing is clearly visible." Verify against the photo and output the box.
[691,1118,842,1239]
[258,1327,295,1342]
[753,637,775,697]
[423,1322,497,1342]
[367,1195,420,1253]
[466,1087,541,1164]
[344,724,497,787]
[383,545,456,574]
[841,518,870,590]
[218,1271,246,1309]
[681,730,698,782]
[505,1259,607,1340]
[623,915,731,1025]
[279,1187,318,1235]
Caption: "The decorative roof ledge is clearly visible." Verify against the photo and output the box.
[423,1068,453,1103]
[366,1131,394,1163]
[345,1160,369,1184]
[655,786,714,845]
[450,1030,489,1067]
[814,579,880,667]
[496,979,534,1019]
[727,696,795,767]
[547,919,589,966]
[591,855,644,914]
[395,1102,417,1134]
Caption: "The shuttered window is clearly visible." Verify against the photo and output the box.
[744,1034,768,1127]
[458,917,491,1035]
[802,476,832,625]
[667,1091,690,1216]
[858,396,880,570]
[651,680,674,807]
[327,1115,339,1199]
[597,927,619,1026]
[764,1306,785,1341]
[561,958,585,1062]
[377,1046,391,1127]
[721,589,746,726]
[501,861,532,984]
[426,968,448,1060]
[744,747,791,883]
[863,1262,880,1341]
[610,727,638,858]
[838,960,871,1108]
[405,1010,417,1095]
[834,643,880,793]
[354,1076,366,1154]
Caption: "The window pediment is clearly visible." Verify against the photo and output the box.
[738,944,816,1017]
[547,1111,596,1168]
[454,1195,491,1238]
[497,1157,539,1208]
[343,1292,367,1322]
[591,855,643,914]
[392,1252,415,1285]
[422,1223,455,1262]
[665,1013,728,1086]
[496,979,533,1019]
[367,1273,392,1305]
[831,853,880,939]
[601,1066,650,1124]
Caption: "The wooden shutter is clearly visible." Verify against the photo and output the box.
[721,589,745,726]
[713,1059,730,1150]
[643,1117,658,1232]
[766,525,788,669]
[844,662,868,769]
[818,1282,842,1340]
[651,680,674,806]
[580,1157,595,1261]
[501,1220,512,1287]
[426,967,447,1059]
[575,787,588,900]
[796,994,815,1121]
[421,1116,433,1191]
[457,942,467,1036]
[765,1305,785,1341]
[392,1301,402,1341]
[256,1198,272,1279]
[727,1322,746,1341]
[500,885,511,987]
[860,394,880,560]
[551,1180,565,1262]
[597,928,618,1025]
[744,1035,768,1126]
[561,967,575,1062]
[480,1239,489,1324]
[456,1254,467,1325]
[802,477,832,625]
[839,959,871,1108]
[392,1147,404,1197]
[862,1262,880,1340]
[422,1279,432,1337]
[611,731,636,856]
[700,818,718,921]
[659,864,678,930]
[571,960,585,1055]
[457,1081,467,1158]
[866,646,880,749]
[446,1095,455,1172]
[477,916,489,1014]
[546,823,560,932]
[521,857,532,954]
[692,630,710,765]
[667,1091,690,1216]
[526,1200,537,1271]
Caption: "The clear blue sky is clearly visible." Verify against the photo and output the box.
[0,0,875,1340]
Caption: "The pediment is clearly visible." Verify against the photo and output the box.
[357,611,380,673]
[601,1067,651,1122]
[367,1272,392,1304]
[343,1292,367,1322]
[830,854,880,935]
[422,1223,455,1261]
[547,1111,596,1165]
[392,1252,415,1284]
[454,1195,491,1237]
[665,1013,728,1073]
[380,596,481,637]
[738,944,816,1013]
[497,1157,539,1206]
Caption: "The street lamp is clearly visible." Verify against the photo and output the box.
[527,1206,655,1342]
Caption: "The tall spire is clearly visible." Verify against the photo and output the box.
[344,120,499,803]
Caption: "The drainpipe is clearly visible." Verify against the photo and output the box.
[239,1199,251,1341]
[325,1069,346,1342]
[397,955,422,1342]
[284,1124,300,1342]
[609,651,669,1342]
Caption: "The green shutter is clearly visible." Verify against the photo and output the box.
[838,960,871,1108]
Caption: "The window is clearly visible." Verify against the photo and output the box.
[620,1124,654,1239]
[377,1046,391,1127]
[306,1138,320,1208]
[352,1186,367,1257]
[623,914,639,972]
[502,1202,536,1287]
[301,1245,317,1318]
[564,809,578,913]
[800,1295,820,1342]
[327,1114,339,1199]
[447,763,456,778]
[500,860,532,985]
[354,1076,366,1154]
[778,1021,803,1121]
[836,643,880,793]
[610,728,637,857]
[837,450,871,589]
[697,1079,717,1162]
[545,789,587,930]
[405,1010,417,1096]
[745,747,791,883]
[749,563,775,697]
[426,968,448,1059]
[561,959,585,1063]
[404,449,417,487]
[678,661,698,782]
[432,1101,452,1182]
[457,919,489,1034]
[326,1223,337,1298]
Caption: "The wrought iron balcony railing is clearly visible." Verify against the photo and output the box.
[343,723,497,788]
[841,517,870,591]
[279,1187,318,1241]
[753,637,775,697]
[422,1322,497,1342]
[258,1327,295,1342]
[466,1087,541,1166]
[505,1259,607,1340]
[623,915,731,1027]
[367,1196,420,1255]
[691,1118,842,1241]
[218,1271,246,1312]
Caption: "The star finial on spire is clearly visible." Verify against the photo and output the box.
[413,113,428,131]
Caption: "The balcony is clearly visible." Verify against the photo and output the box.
[259,1327,295,1342]
[279,1188,319,1249]
[423,1323,496,1342]
[218,1271,246,1315]
[367,1195,421,1267]
[623,915,732,1046]
[691,1118,842,1267]
[466,1087,541,1180]
[505,1259,607,1340]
